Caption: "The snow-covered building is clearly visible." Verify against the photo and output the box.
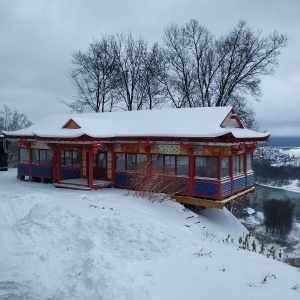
[2,107,269,207]
[0,135,8,171]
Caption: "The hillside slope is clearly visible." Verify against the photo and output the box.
[0,170,299,300]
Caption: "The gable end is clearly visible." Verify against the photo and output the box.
[220,109,244,128]
[63,119,81,129]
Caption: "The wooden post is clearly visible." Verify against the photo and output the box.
[88,147,94,188]
[57,147,62,183]
[28,144,32,178]
[188,145,194,197]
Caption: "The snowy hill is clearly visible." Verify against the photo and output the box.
[0,170,299,300]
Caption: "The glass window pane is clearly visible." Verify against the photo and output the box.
[32,149,39,164]
[64,151,72,167]
[233,155,244,175]
[116,153,125,171]
[126,154,136,171]
[20,148,29,163]
[195,157,217,178]
[247,153,252,171]
[240,155,244,173]
[137,154,147,172]
[165,155,175,175]
[221,157,229,178]
[40,150,47,164]
[152,154,163,174]
[47,150,53,165]
[99,153,106,168]
[177,156,189,176]
[73,151,80,167]
[195,157,205,177]
[233,156,238,175]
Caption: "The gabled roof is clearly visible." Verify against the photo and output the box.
[2,107,270,140]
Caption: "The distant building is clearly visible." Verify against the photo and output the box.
[0,135,8,171]
[2,107,269,208]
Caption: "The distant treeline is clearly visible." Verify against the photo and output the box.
[254,161,300,181]
[265,136,300,147]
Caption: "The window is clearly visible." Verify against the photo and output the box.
[115,153,147,172]
[221,157,230,178]
[126,154,136,171]
[152,154,163,173]
[195,157,218,178]
[137,154,147,171]
[19,148,29,163]
[177,156,189,176]
[246,153,253,172]
[61,150,80,167]
[233,155,244,175]
[151,154,189,176]
[32,149,53,165]
[165,155,175,175]
[116,153,125,171]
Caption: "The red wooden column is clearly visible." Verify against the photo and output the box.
[188,145,194,197]
[88,147,94,189]
[217,154,222,200]
[56,146,62,183]
[28,143,32,178]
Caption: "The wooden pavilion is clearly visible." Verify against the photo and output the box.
[2,107,269,208]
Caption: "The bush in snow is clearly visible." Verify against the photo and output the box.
[126,164,186,202]
[263,199,295,238]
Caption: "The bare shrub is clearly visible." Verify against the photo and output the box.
[126,164,187,202]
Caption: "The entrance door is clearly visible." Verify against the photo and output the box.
[93,152,107,179]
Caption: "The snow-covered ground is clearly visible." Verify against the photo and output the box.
[1,170,300,300]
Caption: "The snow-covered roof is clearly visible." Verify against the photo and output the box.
[2,107,269,140]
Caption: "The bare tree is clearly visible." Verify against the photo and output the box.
[140,43,165,110]
[111,33,148,111]
[213,20,288,107]
[162,23,196,108]
[0,105,32,166]
[162,19,288,127]
[64,20,287,128]
[64,37,117,113]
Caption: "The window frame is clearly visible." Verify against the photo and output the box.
[246,153,253,172]
[151,154,189,177]
[221,157,230,178]
[194,156,218,179]
[233,154,245,176]
[61,150,80,168]
[19,148,29,163]
[32,149,53,165]
[115,153,148,173]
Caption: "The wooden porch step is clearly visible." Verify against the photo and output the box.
[54,183,92,190]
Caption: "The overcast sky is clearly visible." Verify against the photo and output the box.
[0,0,299,136]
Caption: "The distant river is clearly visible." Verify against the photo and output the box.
[255,184,300,200]
[251,184,300,218]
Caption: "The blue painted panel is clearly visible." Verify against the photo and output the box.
[194,181,218,197]
[222,181,232,196]
[61,168,80,180]
[233,177,246,192]
[32,166,52,178]
[159,178,188,194]
[115,173,132,187]
[174,179,188,194]
[18,164,29,175]
[247,173,254,186]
